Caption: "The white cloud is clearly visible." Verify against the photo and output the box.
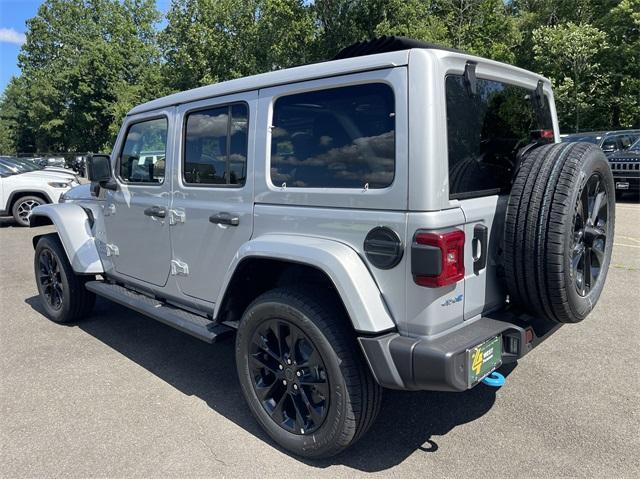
[0,28,26,46]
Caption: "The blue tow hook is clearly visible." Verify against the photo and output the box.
[482,371,505,387]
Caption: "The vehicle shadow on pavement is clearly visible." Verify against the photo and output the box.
[25,295,513,472]
[0,217,17,227]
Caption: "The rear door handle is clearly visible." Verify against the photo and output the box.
[473,224,488,274]
[144,206,166,218]
[209,212,239,226]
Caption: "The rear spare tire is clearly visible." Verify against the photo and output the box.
[504,142,615,323]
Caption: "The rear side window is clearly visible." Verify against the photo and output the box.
[270,83,395,189]
[446,75,554,199]
[119,117,168,184]
[183,103,248,186]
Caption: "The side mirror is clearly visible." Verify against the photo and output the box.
[86,154,117,191]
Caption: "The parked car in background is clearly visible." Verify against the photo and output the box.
[21,157,46,168]
[0,157,79,182]
[608,137,640,199]
[0,162,77,226]
[72,155,86,176]
[44,156,67,168]
[561,129,640,156]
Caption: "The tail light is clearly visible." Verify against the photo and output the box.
[412,230,465,287]
[531,129,555,143]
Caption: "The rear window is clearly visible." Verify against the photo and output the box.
[446,75,554,199]
[270,83,395,189]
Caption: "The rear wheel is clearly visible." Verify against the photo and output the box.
[235,287,381,458]
[12,195,45,226]
[34,234,95,323]
[504,142,615,323]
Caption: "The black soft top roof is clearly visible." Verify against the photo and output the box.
[333,36,462,60]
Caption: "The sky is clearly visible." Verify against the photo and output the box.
[0,0,171,95]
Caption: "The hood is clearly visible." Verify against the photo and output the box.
[44,166,77,175]
[20,171,79,183]
[608,151,640,161]
[23,169,77,180]
[61,183,94,202]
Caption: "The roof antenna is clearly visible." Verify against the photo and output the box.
[464,62,477,96]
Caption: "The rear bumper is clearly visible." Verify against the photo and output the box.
[358,310,560,392]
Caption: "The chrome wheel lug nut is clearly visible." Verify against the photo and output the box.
[296,371,301,377]
[287,358,292,365]
[282,379,287,386]
[293,384,298,390]
[278,364,283,370]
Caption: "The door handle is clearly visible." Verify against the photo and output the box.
[209,212,239,226]
[473,224,488,274]
[144,206,166,218]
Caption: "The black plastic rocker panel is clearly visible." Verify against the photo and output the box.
[85,281,233,343]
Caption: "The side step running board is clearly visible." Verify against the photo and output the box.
[85,281,233,343]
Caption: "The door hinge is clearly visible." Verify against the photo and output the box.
[104,203,116,216]
[105,243,119,257]
[169,209,186,225]
[170,259,189,276]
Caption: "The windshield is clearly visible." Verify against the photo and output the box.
[0,163,16,176]
[0,159,22,173]
[13,159,41,172]
[629,138,640,151]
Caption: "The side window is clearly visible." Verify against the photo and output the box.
[270,83,395,189]
[183,103,248,186]
[620,135,634,149]
[601,136,618,151]
[446,75,554,199]
[119,117,168,184]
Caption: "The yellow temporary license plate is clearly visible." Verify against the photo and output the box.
[467,336,502,387]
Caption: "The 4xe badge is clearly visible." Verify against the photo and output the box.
[441,294,463,307]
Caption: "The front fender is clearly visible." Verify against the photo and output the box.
[215,234,396,333]
[30,203,103,274]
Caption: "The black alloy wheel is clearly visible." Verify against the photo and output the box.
[249,318,329,435]
[235,287,382,458]
[572,173,609,297]
[33,234,95,323]
[504,141,615,323]
[37,248,64,311]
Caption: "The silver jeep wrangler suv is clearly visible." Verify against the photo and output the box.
[30,37,615,458]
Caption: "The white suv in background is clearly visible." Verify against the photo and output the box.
[0,162,78,226]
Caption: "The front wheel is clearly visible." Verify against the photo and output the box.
[12,195,45,226]
[34,234,95,323]
[235,287,381,458]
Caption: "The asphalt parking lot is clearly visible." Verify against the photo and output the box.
[1,200,639,478]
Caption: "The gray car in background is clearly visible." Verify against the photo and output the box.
[561,129,640,155]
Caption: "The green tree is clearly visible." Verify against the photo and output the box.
[533,22,608,132]
[161,0,315,91]
[600,0,640,128]
[435,0,522,62]
[16,0,164,152]
[372,0,449,44]
[0,77,31,154]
